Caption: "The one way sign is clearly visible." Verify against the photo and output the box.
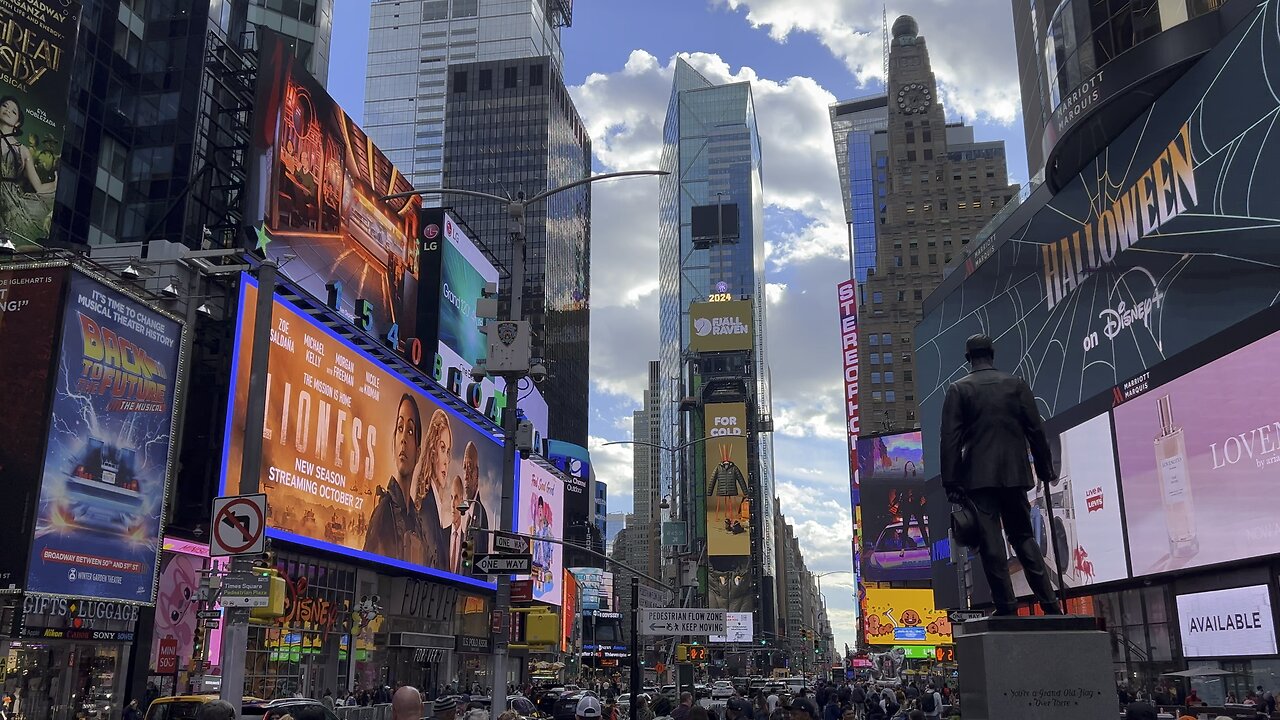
[492,531,530,554]
[472,553,532,575]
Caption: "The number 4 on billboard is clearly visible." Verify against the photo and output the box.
[385,323,400,350]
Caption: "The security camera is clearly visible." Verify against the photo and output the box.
[529,362,548,384]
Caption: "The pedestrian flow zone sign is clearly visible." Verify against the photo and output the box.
[639,608,727,636]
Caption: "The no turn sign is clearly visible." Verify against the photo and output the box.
[211,493,267,557]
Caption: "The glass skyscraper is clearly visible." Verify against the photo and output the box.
[829,96,888,291]
[442,56,592,445]
[658,59,777,629]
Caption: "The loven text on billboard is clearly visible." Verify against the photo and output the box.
[221,276,502,588]
[27,272,185,602]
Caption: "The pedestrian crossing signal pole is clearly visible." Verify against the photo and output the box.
[630,575,640,720]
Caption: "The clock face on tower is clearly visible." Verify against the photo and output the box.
[896,82,933,114]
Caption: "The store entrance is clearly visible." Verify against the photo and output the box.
[3,641,128,720]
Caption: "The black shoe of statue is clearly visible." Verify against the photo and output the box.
[1040,602,1064,615]
[991,607,1018,617]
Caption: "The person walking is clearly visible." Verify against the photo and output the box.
[919,684,942,720]
[940,334,1062,615]
[672,693,694,720]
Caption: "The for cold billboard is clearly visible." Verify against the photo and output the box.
[221,277,503,589]
[858,432,928,582]
[705,402,750,558]
[0,1,79,249]
[27,272,184,601]
[862,588,952,646]
[1115,327,1280,578]
[0,266,69,587]
[519,460,564,606]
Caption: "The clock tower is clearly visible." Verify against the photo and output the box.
[856,16,1020,432]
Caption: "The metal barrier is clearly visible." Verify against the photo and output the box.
[335,703,392,720]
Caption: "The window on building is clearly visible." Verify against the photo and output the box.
[872,391,883,401]
[453,0,479,16]
[910,255,920,266]
[884,371,894,383]
[907,150,917,161]
[886,390,897,402]
[504,66,518,88]
[478,69,492,91]
[904,370,913,382]
[897,290,906,302]
[928,253,937,265]
[894,256,903,267]
[924,149,933,160]
[530,64,545,86]
[877,156,887,167]
[906,131,915,144]
[451,70,467,93]
[870,353,880,365]
[923,130,932,143]
[883,352,894,366]
[943,235,953,246]
[868,334,880,346]
[872,291,883,304]
[882,333,892,344]
[871,372,881,384]
[901,353,911,363]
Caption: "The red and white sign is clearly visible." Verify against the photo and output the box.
[838,280,861,491]
[210,494,267,557]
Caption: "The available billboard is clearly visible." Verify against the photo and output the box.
[1115,328,1280,577]
[518,460,564,606]
[689,300,753,353]
[27,271,185,602]
[862,588,952,646]
[1176,585,1277,658]
[0,1,79,249]
[858,432,928,582]
[917,2,1280,597]
[249,30,423,362]
[221,276,502,589]
[0,265,69,589]
[704,402,750,558]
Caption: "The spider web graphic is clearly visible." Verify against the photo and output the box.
[916,0,1280,471]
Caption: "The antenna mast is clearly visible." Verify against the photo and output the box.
[882,5,889,81]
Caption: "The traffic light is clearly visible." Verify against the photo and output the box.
[461,537,473,570]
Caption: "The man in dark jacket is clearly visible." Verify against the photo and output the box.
[940,334,1060,615]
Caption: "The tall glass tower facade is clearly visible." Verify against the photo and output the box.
[829,96,888,291]
[658,59,776,629]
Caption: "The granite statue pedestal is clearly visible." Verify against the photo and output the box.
[955,615,1114,720]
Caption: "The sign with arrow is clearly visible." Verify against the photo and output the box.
[492,531,531,555]
[638,608,726,636]
[210,494,267,557]
[948,609,986,623]
[472,553,532,575]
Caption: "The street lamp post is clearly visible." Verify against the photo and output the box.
[384,170,664,697]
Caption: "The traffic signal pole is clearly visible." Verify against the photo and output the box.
[630,576,640,720]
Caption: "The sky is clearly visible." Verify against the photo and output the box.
[328,0,1029,656]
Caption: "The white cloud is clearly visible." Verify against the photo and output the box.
[588,434,637,513]
[716,0,1022,126]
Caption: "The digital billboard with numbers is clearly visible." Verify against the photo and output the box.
[220,276,503,588]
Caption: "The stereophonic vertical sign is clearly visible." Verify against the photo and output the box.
[704,402,750,558]
[837,280,862,638]
[27,272,185,602]
[0,1,81,249]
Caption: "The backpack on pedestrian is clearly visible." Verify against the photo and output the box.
[920,692,936,714]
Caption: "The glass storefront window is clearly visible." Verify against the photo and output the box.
[2,642,126,720]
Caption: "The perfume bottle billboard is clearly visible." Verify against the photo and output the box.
[1115,328,1280,577]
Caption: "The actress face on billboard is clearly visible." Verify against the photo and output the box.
[417,409,453,527]
[394,395,421,487]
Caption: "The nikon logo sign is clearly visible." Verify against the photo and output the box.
[689,299,753,353]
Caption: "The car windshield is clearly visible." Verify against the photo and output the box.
[145,702,205,720]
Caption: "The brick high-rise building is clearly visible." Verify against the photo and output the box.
[860,16,1020,431]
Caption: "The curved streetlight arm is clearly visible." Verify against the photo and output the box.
[523,169,669,206]
[381,186,512,204]
[601,435,715,453]
[380,169,667,205]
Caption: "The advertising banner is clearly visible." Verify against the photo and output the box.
[916,0,1280,484]
[1115,328,1280,577]
[1007,413,1128,596]
[1176,585,1277,658]
[0,266,68,589]
[221,277,502,588]
[689,300,753,353]
[562,569,577,652]
[709,611,754,643]
[0,1,79,249]
[838,280,861,554]
[250,31,423,360]
[150,541,208,674]
[862,588,952,646]
[858,432,928,582]
[518,461,564,606]
[704,402,750,558]
[27,272,184,602]
[570,567,611,611]
[546,440,592,526]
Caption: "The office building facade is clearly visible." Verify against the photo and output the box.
[441,55,592,444]
[630,361,663,580]
[658,59,778,632]
[855,16,1018,430]
[364,0,570,191]
[829,95,888,287]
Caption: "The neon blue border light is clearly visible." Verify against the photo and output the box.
[219,273,500,591]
